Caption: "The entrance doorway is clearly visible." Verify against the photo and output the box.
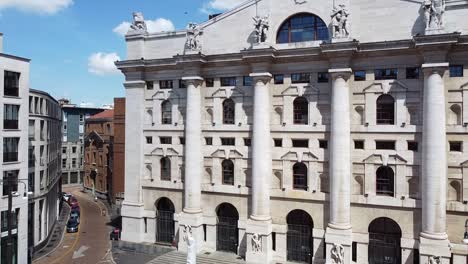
[287,210,313,263]
[156,198,175,243]
[368,217,402,264]
[216,203,239,253]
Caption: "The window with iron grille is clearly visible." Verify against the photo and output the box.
[222,159,234,185]
[159,80,173,89]
[3,104,19,130]
[2,170,19,195]
[293,163,308,190]
[292,139,308,148]
[374,69,398,80]
[376,94,395,124]
[291,73,310,84]
[220,77,237,87]
[449,65,464,77]
[274,74,284,84]
[161,100,172,124]
[160,157,171,181]
[4,71,20,97]
[160,137,172,144]
[221,138,235,146]
[376,166,395,196]
[205,78,214,87]
[3,137,19,163]
[354,70,366,81]
[406,67,420,79]
[293,97,308,124]
[376,141,395,150]
[223,99,235,124]
[317,72,329,83]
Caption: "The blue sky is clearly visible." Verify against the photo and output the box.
[0,0,243,106]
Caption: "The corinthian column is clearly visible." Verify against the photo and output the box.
[246,72,273,264]
[419,63,451,264]
[325,68,352,264]
[178,76,204,253]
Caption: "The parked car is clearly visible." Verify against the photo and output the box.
[110,227,121,240]
[71,204,80,214]
[66,218,79,233]
[70,211,80,223]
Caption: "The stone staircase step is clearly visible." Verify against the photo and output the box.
[147,251,245,264]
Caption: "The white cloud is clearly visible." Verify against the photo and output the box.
[113,18,175,37]
[200,0,245,14]
[0,0,73,14]
[88,52,121,76]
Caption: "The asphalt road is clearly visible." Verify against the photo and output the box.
[34,188,113,264]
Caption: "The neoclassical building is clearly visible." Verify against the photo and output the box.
[116,1,468,263]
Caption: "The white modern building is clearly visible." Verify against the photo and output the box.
[116,1,468,263]
[0,33,30,264]
[28,89,62,254]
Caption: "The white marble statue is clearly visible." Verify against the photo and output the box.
[130,12,147,31]
[251,233,262,253]
[429,256,441,264]
[421,0,446,31]
[183,225,196,264]
[186,23,203,51]
[331,5,350,39]
[331,243,344,264]
[253,15,269,43]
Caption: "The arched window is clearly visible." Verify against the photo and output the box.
[156,198,175,243]
[376,95,395,125]
[222,159,234,185]
[160,157,171,181]
[216,203,239,253]
[293,97,309,124]
[161,100,172,124]
[287,210,313,262]
[293,162,308,190]
[368,217,401,264]
[376,166,394,197]
[223,99,235,124]
[277,13,329,44]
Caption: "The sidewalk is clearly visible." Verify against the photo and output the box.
[33,201,70,261]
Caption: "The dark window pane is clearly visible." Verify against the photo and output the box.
[274,139,283,147]
[2,170,19,195]
[4,71,20,97]
[291,73,310,84]
[450,65,464,77]
[317,72,329,83]
[450,141,462,152]
[223,99,235,124]
[376,141,395,150]
[376,95,395,125]
[293,97,308,124]
[160,137,172,144]
[293,163,308,190]
[220,77,237,87]
[354,71,366,81]
[243,138,251,147]
[376,166,394,196]
[205,137,213,145]
[408,141,418,151]
[3,138,19,162]
[221,138,235,146]
[375,69,398,80]
[222,160,234,185]
[277,13,329,43]
[146,81,154,90]
[354,140,364,149]
[292,139,309,148]
[160,158,171,181]
[159,80,173,89]
[161,100,172,124]
[243,76,253,86]
[406,67,420,79]
[205,78,214,87]
[179,79,187,88]
[319,140,328,149]
[3,105,19,130]
[274,74,284,84]
[146,137,152,144]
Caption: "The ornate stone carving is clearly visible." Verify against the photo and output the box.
[331,243,344,264]
[429,256,441,264]
[421,0,446,32]
[130,12,147,32]
[331,5,350,39]
[183,225,196,264]
[251,233,262,253]
[185,23,203,52]
[253,15,269,43]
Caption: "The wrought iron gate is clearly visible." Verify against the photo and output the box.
[287,224,312,263]
[369,233,401,264]
[156,210,174,243]
[216,216,238,253]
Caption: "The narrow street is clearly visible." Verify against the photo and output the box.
[34,188,113,264]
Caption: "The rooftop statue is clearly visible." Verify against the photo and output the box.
[421,0,446,32]
[331,5,350,39]
[253,15,270,43]
[130,12,147,32]
[186,22,203,51]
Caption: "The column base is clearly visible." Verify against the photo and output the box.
[419,235,452,264]
[178,212,204,253]
[245,218,273,264]
[121,201,145,243]
[325,226,352,264]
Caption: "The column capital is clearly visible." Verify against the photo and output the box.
[250,72,272,84]
[123,80,146,89]
[422,62,449,77]
[182,76,204,86]
[328,68,353,80]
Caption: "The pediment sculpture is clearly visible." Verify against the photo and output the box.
[130,12,147,32]
[253,15,269,43]
[421,0,446,32]
[186,22,203,51]
[331,5,350,39]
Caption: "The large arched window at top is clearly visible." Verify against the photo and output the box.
[376,95,395,125]
[277,13,329,44]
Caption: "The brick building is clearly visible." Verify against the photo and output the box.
[112,98,125,207]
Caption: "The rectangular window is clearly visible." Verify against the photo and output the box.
[450,65,464,77]
[160,137,172,144]
[374,68,398,80]
[146,81,154,90]
[72,158,76,168]
[291,73,310,84]
[146,136,152,144]
[243,138,251,147]
[28,147,35,168]
[62,159,67,168]
[449,141,462,152]
[205,78,214,87]
[28,172,34,192]
[274,74,284,84]
[179,79,187,89]
[2,170,19,195]
[243,76,253,86]
[1,210,18,232]
[354,140,365,149]
[4,71,20,97]
[292,139,309,148]
[406,67,420,79]
[205,137,213,145]
[408,141,418,151]
[159,80,173,89]
[72,147,77,153]
[3,138,19,162]
[221,137,235,146]
[317,72,329,83]
[29,120,35,139]
[375,140,396,150]
[180,137,185,145]
[274,138,283,147]
[272,232,276,251]
[319,140,328,149]
[352,242,357,262]
[62,147,67,154]
[3,104,19,130]
[79,114,84,122]
[354,71,366,81]
[1,234,18,264]
[220,77,237,87]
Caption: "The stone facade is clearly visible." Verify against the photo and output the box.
[116,1,468,263]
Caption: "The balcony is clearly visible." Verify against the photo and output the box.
[3,152,18,163]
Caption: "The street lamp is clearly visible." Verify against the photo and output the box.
[463,219,468,244]
[1,173,32,264]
